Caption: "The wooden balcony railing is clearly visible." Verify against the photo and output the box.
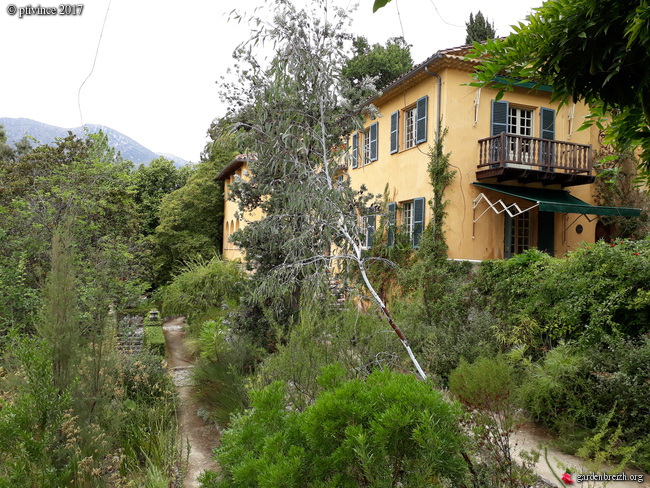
[478,133,593,174]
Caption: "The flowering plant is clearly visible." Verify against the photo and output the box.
[561,471,574,484]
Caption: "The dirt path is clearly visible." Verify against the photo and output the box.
[160,315,646,487]
[163,317,220,488]
[512,422,648,487]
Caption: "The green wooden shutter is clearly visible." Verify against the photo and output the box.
[504,215,513,259]
[540,107,555,140]
[540,107,556,169]
[412,197,425,248]
[387,202,397,247]
[352,133,359,168]
[491,100,509,136]
[390,111,399,154]
[415,96,428,144]
[369,122,378,162]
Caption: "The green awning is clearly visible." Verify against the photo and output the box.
[473,183,641,217]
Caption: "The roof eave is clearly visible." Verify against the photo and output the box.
[365,53,443,106]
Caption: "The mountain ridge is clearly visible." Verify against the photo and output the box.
[0,117,188,167]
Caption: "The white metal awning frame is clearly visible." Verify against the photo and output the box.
[473,192,602,242]
[472,192,538,238]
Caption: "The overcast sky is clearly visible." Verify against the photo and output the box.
[1,0,541,163]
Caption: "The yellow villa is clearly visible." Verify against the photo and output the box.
[216,153,261,261]
[218,44,640,261]
[347,44,639,260]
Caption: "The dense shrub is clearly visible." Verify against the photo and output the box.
[254,304,402,411]
[203,367,467,488]
[143,325,167,356]
[516,337,650,470]
[476,240,650,349]
[190,319,258,426]
[160,255,245,325]
[449,356,538,487]
[396,259,501,382]
[0,336,179,487]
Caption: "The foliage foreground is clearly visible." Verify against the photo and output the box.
[201,367,466,488]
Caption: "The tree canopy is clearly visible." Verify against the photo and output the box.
[223,1,426,378]
[342,36,413,101]
[465,11,496,44]
[470,0,650,177]
[150,130,237,287]
[132,157,193,237]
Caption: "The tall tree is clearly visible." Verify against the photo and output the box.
[465,11,496,44]
[150,131,237,287]
[38,223,80,391]
[225,1,426,378]
[342,36,413,103]
[132,157,192,237]
[470,0,650,179]
[0,132,146,336]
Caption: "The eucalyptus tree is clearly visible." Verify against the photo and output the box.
[224,0,426,378]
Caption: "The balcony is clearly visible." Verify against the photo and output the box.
[476,133,595,187]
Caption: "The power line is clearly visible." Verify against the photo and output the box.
[394,0,406,41]
[78,0,112,127]
[427,0,463,28]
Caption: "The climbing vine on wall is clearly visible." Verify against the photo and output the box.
[424,127,456,261]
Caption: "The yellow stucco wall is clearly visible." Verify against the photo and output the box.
[221,161,263,261]
[348,61,604,260]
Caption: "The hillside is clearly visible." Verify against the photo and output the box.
[0,117,188,166]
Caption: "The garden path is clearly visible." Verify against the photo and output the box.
[163,317,219,488]
[512,422,648,487]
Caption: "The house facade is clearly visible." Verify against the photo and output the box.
[348,45,639,261]
[218,45,640,261]
[216,154,261,261]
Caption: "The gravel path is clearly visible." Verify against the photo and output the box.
[163,317,220,488]
[512,422,648,487]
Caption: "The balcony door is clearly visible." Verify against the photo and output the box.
[508,107,533,163]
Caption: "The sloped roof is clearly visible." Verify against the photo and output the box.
[367,44,481,106]
[216,153,257,181]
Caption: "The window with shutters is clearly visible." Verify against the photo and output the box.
[361,211,376,249]
[402,96,427,151]
[404,106,417,149]
[354,122,378,167]
[402,201,414,238]
[363,127,371,165]
[508,106,534,162]
[396,198,425,248]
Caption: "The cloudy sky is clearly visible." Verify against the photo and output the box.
[1,0,541,163]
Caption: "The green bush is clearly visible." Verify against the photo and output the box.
[516,337,650,470]
[449,356,538,488]
[476,240,650,350]
[191,357,249,427]
[0,336,180,487]
[204,367,467,488]
[396,259,501,382]
[160,255,245,325]
[254,304,402,411]
[143,325,166,356]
